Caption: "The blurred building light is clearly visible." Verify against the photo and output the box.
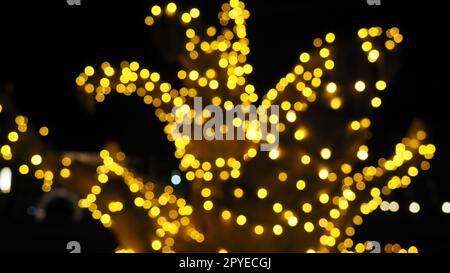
[0,167,12,193]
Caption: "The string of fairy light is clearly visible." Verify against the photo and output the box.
[0,0,439,253]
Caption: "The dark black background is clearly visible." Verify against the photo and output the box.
[0,0,448,253]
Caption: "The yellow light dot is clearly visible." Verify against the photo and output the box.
[273,225,283,235]
[300,155,311,165]
[376,80,387,91]
[151,5,162,16]
[236,215,247,226]
[357,150,369,161]
[84,66,94,76]
[320,148,332,160]
[302,203,312,213]
[368,49,380,62]
[222,210,231,220]
[273,203,283,213]
[98,173,109,183]
[304,222,314,232]
[201,188,211,198]
[203,200,214,211]
[190,8,200,18]
[355,81,366,92]
[296,180,306,190]
[100,214,111,224]
[269,149,280,160]
[330,209,340,219]
[233,188,244,198]
[294,129,306,141]
[8,132,19,142]
[152,240,162,251]
[325,33,336,43]
[181,13,192,23]
[288,216,298,227]
[351,121,361,131]
[326,82,337,93]
[371,97,382,108]
[166,2,177,14]
[318,169,329,180]
[215,157,225,167]
[358,28,368,38]
[39,127,49,136]
[19,164,29,175]
[319,193,329,204]
[286,110,297,123]
[299,53,310,63]
[257,188,268,199]
[60,168,71,178]
[278,172,288,182]
[31,155,42,166]
[254,225,264,235]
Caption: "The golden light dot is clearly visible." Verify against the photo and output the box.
[19,164,29,175]
[371,97,382,108]
[39,127,49,136]
[288,216,298,227]
[300,155,311,165]
[8,132,19,142]
[296,180,306,190]
[201,188,211,198]
[368,49,380,62]
[302,203,312,213]
[357,150,369,161]
[203,200,214,211]
[299,52,310,63]
[269,149,280,160]
[358,28,368,38]
[273,203,283,213]
[320,148,332,160]
[330,98,342,110]
[286,110,297,123]
[236,215,247,226]
[31,155,42,166]
[100,214,111,224]
[351,121,361,131]
[326,82,337,93]
[318,169,329,180]
[233,188,244,198]
[294,129,306,141]
[222,210,231,220]
[278,172,288,182]
[190,8,200,18]
[273,225,283,235]
[151,5,162,16]
[257,188,268,199]
[325,33,335,43]
[152,240,162,251]
[166,2,177,14]
[355,81,366,92]
[330,209,340,219]
[84,66,94,76]
[304,222,314,232]
[254,225,264,235]
[60,168,71,178]
[375,80,387,91]
[319,193,329,204]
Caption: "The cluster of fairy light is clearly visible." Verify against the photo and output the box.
[0,0,438,253]
[0,110,70,193]
[77,149,204,253]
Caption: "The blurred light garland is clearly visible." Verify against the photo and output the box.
[0,0,436,253]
